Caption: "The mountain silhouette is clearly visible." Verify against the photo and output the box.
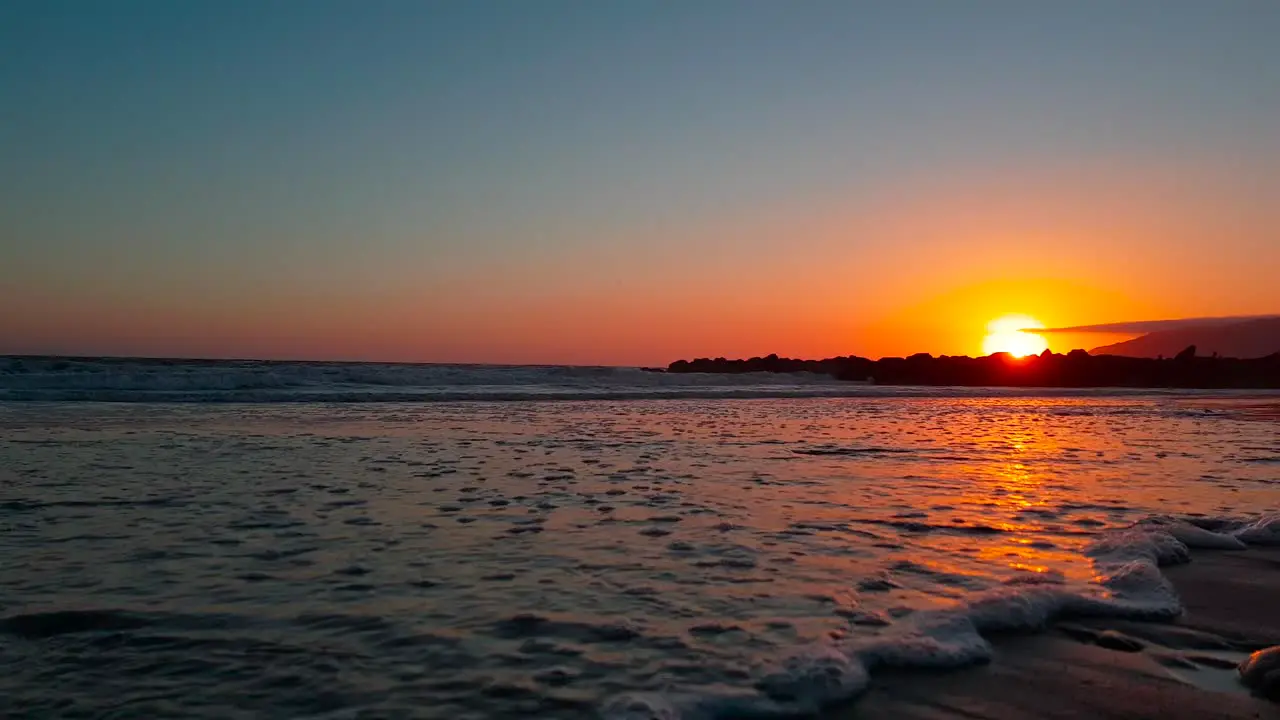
[1091,317,1280,358]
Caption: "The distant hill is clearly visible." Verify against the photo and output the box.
[1091,317,1280,358]
[662,349,1280,388]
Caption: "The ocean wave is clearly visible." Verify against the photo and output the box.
[599,513,1279,720]
[0,358,857,402]
[792,445,918,456]
[0,608,251,640]
[6,357,1270,403]
[1,386,887,403]
[0,358,840,390]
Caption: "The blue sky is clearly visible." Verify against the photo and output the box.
[3,1,1278,362]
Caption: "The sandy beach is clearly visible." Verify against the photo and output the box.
[842,548,1280,719]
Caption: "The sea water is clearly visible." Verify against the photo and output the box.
[1,360,1278,718]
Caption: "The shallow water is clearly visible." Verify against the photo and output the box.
[1,396,1277,718]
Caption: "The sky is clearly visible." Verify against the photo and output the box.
[3,0,1278,364]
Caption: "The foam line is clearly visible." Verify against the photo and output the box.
[599,514,1279,719]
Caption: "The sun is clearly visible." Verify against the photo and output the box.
[981,314,1049,357]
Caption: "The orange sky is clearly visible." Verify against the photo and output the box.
[7,156,1275,365]
[4,4,1278,365]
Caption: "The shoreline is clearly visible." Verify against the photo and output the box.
[664,352,1280,389]
[836,548,1280,719]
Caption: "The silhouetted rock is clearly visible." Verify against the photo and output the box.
[660,349,1280,388]
[1239,646,1280,700]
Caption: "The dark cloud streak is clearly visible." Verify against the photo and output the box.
[1032,315,1280,334]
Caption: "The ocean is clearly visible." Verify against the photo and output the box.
[2,359,1278,718]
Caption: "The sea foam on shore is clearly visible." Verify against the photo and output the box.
[604,515,1280,719]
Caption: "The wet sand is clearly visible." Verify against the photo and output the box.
[840,548,1280,719]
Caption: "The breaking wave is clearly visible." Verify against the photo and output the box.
[0,357,1246,403]
[0,357,855,402]
[601,514,1280,720]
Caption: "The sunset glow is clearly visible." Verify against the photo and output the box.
[982,315,1050,358]
[2,4,1277,366]
[5,6,1280,720]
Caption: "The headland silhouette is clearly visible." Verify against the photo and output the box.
[1090,317,1280,359]
[660,347,1280,388]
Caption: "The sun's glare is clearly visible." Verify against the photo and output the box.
[981,314,1049,357]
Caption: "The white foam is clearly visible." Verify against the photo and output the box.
[1086,526,1191,567]
[1136,516,1247,550]
[1093,559,1181,616]
[1229,513,1280,545]
[600,514,1277,720]
[599,693,682,720]
[1130,513,1280,549]
[858,612,992,669]
[963,586,1077,632]
[756,644,869,707]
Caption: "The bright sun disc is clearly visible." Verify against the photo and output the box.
[982,314,1049,357]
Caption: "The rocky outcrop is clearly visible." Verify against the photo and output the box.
[660,348,1280,388]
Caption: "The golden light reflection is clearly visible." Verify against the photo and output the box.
[1009,563,1052,574]
[942,403,1102,583]
[608,396,1232,601]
